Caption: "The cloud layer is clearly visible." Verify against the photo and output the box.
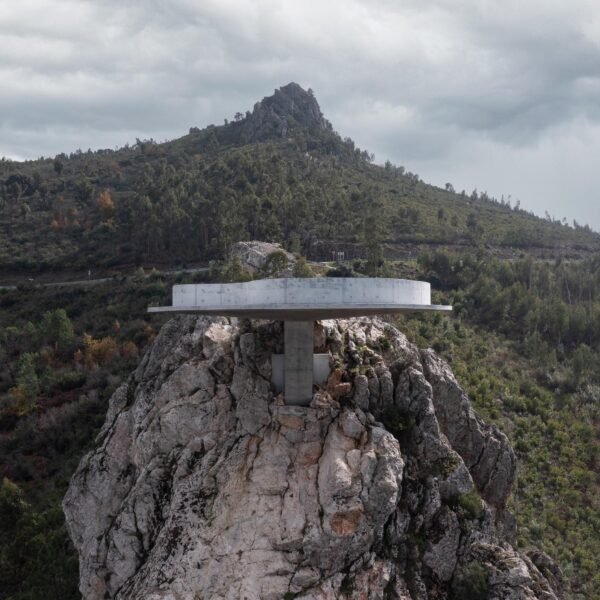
[1,0,599,228]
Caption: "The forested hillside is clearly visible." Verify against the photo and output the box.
[0,83,598,276]
[1,84,600,599]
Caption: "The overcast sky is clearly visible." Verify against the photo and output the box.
[1,0,600,230]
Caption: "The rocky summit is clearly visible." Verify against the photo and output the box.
[63,316,561,599]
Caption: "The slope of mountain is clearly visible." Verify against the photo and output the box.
[0,82,598,276]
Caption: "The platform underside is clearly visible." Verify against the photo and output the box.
[147,304,452,320]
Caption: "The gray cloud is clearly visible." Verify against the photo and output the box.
[1,0,599,229]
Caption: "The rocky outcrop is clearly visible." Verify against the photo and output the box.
[64,316,561,599]
[241,82,329,141]
[421,349,516,508]
[231,240,295,275]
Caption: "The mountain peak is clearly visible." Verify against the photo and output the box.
[240,82,328,142]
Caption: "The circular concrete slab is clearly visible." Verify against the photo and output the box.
[148,277,452,320]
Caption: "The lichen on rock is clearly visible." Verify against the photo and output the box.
[64,316,561,599]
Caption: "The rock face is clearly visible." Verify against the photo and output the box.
[64,317,561,599]
[231,240,296,275]
[242,82,329,141]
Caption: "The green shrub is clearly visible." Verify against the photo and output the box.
[262,250,289,277]
[55,371,87,391]
[379,404,415,439]
[451,561,489,599]
[378,335,391,351]
[326,264,355,278]
[456,490,484,520]
[292,256,313,278]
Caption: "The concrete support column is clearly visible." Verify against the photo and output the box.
[284,320,314,406]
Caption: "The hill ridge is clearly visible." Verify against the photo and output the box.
[0,82,598,276]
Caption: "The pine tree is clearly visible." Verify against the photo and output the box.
[15,353,39,401]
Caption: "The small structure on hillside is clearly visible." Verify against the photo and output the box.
[149,278,451,406]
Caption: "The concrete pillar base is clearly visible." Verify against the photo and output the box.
[284,320,313,406]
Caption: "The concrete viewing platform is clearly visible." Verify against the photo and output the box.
[149,277,452,406]
[148,277,451,320]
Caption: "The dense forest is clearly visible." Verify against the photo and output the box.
[0,83,598,276]
[1,83,600,599]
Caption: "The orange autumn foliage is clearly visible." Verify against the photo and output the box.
[98,189,115,220]
[82,333,118,368]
